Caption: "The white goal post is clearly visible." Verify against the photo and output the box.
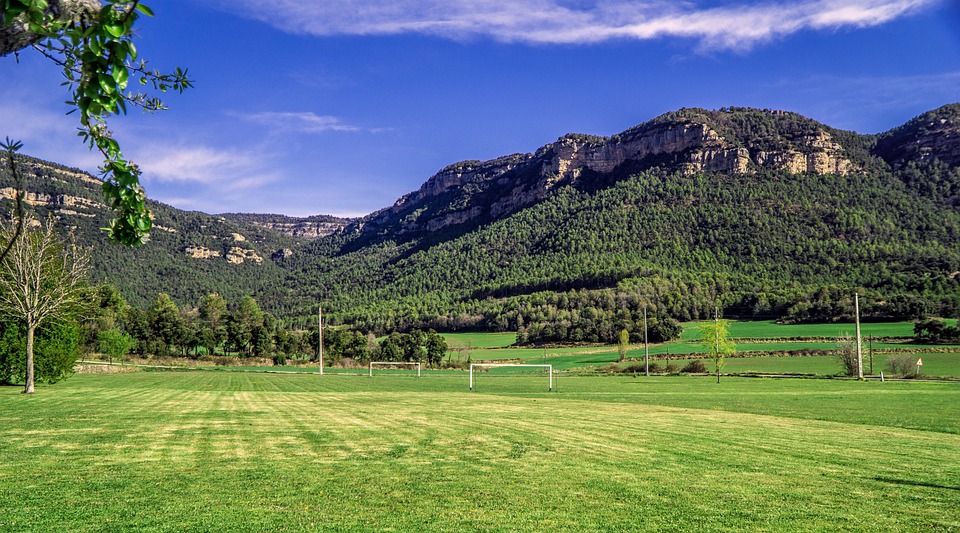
[469,363,553,391]
[369,361,421,377]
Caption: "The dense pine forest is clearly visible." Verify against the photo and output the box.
[2,104,959,347]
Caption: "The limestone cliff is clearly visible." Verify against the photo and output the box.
[347,107,861,239]
[219,213,351,239]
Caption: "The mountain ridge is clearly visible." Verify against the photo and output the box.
[342,105,911,246]
[1,104,959,334]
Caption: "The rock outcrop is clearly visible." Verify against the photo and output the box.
[349,107,859,238]
[875,104,960,168]
[186,246,220,259]
[226,247,263,264]
[250,220,347,239]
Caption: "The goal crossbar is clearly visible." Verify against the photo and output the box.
[369,361,421,377]
[469,363,553,391]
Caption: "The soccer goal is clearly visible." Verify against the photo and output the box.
[369,361,421,377]
[469,363,553,391]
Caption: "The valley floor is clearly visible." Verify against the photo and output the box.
[1,372,957,531]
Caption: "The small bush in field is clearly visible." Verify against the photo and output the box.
[681,359,707,373]
[834,336,859,377]
[886,354,918,378]
[663,362,679,373]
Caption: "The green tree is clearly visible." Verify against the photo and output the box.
[197,293,227,355]
[698,317,735,383]
[147,292,181,355]
[401,330,426,362]
[0,218,90,393]
[0,319,81,385]
[379,333,402,362]
[83,283,129,351]
[424,330,447,368]
[1,0,192,245]
[97,327,133,364]
[227,296,263,356]
[617,328,629,363]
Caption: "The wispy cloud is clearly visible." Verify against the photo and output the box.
[0,94,102,170]
[214,0,937,50]
[230,111,365,134]
[132,144,279,190]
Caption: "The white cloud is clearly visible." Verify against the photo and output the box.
[214,0,937,50]
[132,144,280,190]
[0,96,103,171]
[230,111,364,133]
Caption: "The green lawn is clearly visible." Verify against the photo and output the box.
[678,320,927,341]
[1,372,958,531]
[442,332,517,349]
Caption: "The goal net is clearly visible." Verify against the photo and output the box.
[469,363,553,391]
[369,361,422,377]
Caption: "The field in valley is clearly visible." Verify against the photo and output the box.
[441,320,960,377]
[1,371,958,531]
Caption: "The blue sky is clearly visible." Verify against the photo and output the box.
[2,0,959,217]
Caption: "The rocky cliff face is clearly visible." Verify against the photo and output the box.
[217,213,351,240]
[249,220,347,239]
[875,104,960,168]
[348,108,861,238]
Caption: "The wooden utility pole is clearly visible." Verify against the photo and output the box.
[715,307,721,384]
[318,304,324,375]
[644,306,649,377]
[855,294,863,380]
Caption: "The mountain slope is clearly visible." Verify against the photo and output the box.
[2,104,959,333]
[0,155,307,308]
[292,105,960,330]
[341,106,868,248]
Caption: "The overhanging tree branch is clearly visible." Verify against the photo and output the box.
[2,0,192,246]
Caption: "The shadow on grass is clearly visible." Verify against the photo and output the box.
[874,477,960,491]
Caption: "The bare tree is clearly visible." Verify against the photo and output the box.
[834,335,859,377]
[0,218,90,393]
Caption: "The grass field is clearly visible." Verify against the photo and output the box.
[676,320,928,341]
[2,372,958,531]
[437,321,960,378]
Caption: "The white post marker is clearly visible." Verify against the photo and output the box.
[469,363,553,391]
[916,357,923,376]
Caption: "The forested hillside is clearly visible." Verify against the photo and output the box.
[0,155,303,310]
[2,104,959,343]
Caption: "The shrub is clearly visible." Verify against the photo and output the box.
[886,354,918,378]
[663,362,679,373]
[598,363,623,373]
[272,353,288,366]
[0,320,81,385]
[626,362,661,374]
[834,336,859,377]
[681,359,707,373]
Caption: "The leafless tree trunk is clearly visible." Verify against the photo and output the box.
[23,322,35,393]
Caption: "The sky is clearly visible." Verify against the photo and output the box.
[2,0,959,218]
